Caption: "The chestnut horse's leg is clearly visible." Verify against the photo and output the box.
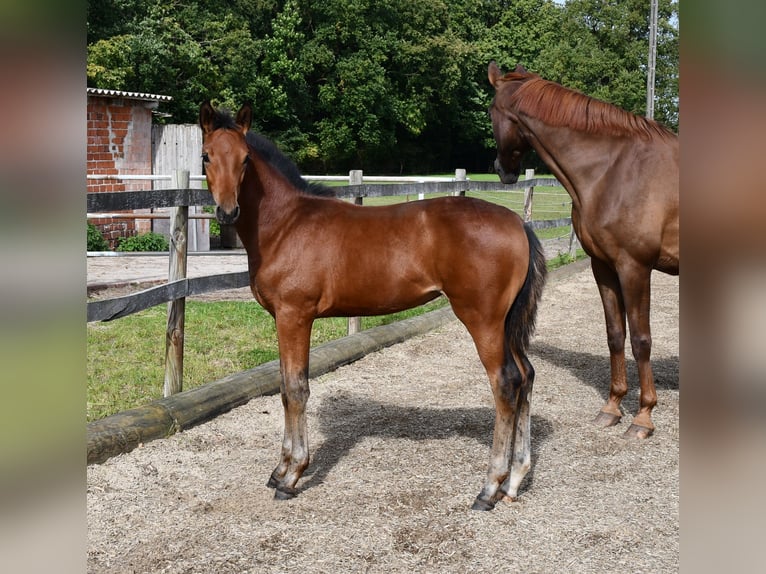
[591,258,657,438]
[617,263,656,439]
[268,311,314,499]
[591,258,629,428]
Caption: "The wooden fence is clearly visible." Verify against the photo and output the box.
[87,169,575,397]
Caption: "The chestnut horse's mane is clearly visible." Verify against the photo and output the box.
[208,107,334,198]
[503,72,675,141]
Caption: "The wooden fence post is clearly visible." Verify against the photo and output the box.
[523,168,535,222]
[347,170,363,335]
[350,170,363,206]
[569,226,581,259]
[164,170,189,396]
[454,168,467,196]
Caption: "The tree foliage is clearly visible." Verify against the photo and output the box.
[536,0,678,129]
[87,0,678,174]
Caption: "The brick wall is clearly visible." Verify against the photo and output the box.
[87,96,155,248]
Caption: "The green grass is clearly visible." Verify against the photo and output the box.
[546,248,588,270]
[87,297,448,422]
[329,172,572,223]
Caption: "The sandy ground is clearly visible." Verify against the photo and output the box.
[86,259,678,573]
[86,251,249,290]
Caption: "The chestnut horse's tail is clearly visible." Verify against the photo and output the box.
[505,224,547,360]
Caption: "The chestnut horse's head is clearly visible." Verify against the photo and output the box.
[487,61,533,185]
[199,101,253,224]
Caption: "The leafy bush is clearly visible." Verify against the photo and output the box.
[87,222,109,251]
[202,206,220,237]
[116,232,169,252]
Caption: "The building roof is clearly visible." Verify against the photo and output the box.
[87,87,173,102]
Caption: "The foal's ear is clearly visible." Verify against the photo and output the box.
[514,63,528,74]
[488,61,504,88]
[235,102,253,135]
[199,100,216,134]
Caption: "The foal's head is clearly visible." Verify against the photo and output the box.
[487,62,534,184]
[199,101,252,224]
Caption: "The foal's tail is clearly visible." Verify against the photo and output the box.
[506,223,547,358]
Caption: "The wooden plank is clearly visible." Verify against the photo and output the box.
[187,272,251,295]
[466,178,561,192]
[337,181,468,199]
[87,279,189,322]
[87,189,214,212]
[87,271,251,323]
[527,217,572,230]
[87,178,562,212]
[152,125,208,250]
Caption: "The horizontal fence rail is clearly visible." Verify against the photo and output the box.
[87,271,251,322]
[86,177,563,211]
[87,169,575,398]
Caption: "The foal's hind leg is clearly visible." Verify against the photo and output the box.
[500,355,534,501]
[268,312,314,499]
[452,307,520,511]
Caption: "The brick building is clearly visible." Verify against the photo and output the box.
[87,88,172,248]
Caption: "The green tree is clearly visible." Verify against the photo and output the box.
[86,0,678,172]
[300,0,451,169]
[87,0,152,43]
[536,0,678,130]
[256,0,318,162]
[87,2,215,122]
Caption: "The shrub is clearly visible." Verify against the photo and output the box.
[202,206,220,237]
[87,222,109,251]
[116,232,169,252]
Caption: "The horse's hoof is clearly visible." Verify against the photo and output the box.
[593,411,621,428]
[623,423,654,440]
[266,475,280,489]
[274,487,298,501]
[471,496,496,511]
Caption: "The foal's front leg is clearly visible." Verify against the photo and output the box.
[268,312,313,500]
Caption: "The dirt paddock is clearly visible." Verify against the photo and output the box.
[87,260,679,573]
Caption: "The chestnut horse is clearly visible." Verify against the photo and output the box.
[199,101,547,510]
[488,62,678,439]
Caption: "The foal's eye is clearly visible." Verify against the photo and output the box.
[201,152,210,163]
[242,155,249,165]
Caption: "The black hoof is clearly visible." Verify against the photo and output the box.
[266,475,280,489]
[471,496,496,511]
[274,487,298,501]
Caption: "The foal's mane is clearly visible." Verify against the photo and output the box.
[503,72,675,141]
[210,108,335,198]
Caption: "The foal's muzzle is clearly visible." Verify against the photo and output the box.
[216,204,240,225]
